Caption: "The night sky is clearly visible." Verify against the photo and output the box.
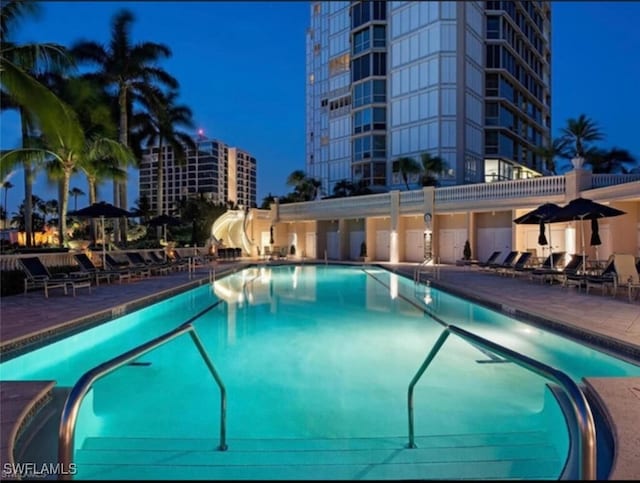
[1,1,639,214]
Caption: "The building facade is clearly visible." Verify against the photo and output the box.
[305,1,551,196]
[139,138,257,213]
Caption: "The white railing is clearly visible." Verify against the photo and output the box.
[591,173,640,188]
[278,192,391,220]
[399,190,425,205]
[436,176,565,203]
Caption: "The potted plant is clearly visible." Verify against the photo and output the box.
[359,241,367,262]
[463,240,472,261]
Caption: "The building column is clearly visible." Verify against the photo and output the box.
[338,219,348,260]
[390,190,399,263]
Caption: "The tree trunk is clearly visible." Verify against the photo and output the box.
[20,109,34,247]
[60,166,71,247]
[89,178,98,242]
[156,138,164,239]
[116,86,129,244]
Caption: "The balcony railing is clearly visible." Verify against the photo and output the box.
[436,176,566,203]
[591,173,640,188]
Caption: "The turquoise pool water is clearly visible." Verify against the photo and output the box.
[2,265,639,479]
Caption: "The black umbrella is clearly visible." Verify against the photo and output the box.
[68,202,136,268]
[269,225,274,245]
[550,197,626,266]
[513,203,562,255]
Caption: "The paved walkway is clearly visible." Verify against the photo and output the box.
[1,260,639,479]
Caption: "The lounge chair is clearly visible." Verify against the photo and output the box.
[126,252,170,276]
[585,255,616,296]
[488,251,519,271]
[148,251,177,272]
[611,253,640,302]
[526,251,567,283]
[73,253,130,285]
[18,256,92,298]
[504,252,534,277]
[105,253,150,279]
[477,250,501,269]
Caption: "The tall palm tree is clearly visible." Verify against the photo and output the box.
[72,9,179,243]
[69,187,85,211]
[393,156,421,190]
[131,89,195,218]
[420,152,447,186]
[1,0,76,246]
[560,114,604,159]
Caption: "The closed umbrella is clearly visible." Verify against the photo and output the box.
[538,220,548,246]
[550,197,626,270]
[513,203,561,257]
[69,201,135,268]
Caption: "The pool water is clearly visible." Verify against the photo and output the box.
[2,265,639,480]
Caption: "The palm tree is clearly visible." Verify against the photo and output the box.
[131,89,195,219]
[419,152,447,186]
[72,9,179,243]
[534,138,569,175]
[69,187,85,211]
[332,179,354,198]
[585,147,637,174]
[560,114,604,159]
[393,156,421,190]
[1,0,76,246]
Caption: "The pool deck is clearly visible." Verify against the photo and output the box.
[1,260,639,479]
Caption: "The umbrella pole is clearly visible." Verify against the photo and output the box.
[101,216,106,269]
[580,217,586,273]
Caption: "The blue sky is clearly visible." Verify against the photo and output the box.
[1,1,639,215]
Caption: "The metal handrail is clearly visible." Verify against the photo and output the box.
[407,324,596,480]
[58,321,227,479]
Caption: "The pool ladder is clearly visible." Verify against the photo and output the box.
[407,324,597,480]
[413,256,439,286]
[58,305,228,480]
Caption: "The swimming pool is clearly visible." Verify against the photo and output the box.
[2,265,639,480]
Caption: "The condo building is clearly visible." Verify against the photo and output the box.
[305,1,551,195]
[139,138,257,213]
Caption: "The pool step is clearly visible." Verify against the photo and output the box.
[76,432,563,480]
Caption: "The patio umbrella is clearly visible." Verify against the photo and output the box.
[146,214,184,242]
[269,225,274,245]
[513,202,562,256]
[68,201,135,268]
[550,197,626,269]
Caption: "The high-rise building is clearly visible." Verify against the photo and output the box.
[305,1,551,195]
[139,137,257,213]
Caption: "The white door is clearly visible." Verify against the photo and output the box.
[326,232,339,260]
[477,227,512,263]
[305,232,316,259]
[350,230,365,260]
[375,230,390,261]
[439,229,467,263]
[405,230,425,262]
